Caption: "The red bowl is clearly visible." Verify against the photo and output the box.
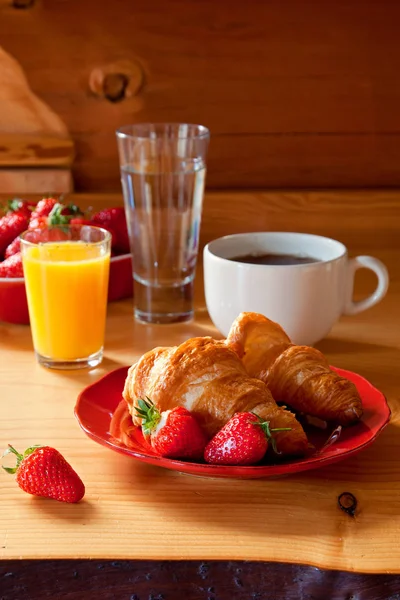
[107,254,134,303]
[0,253,133,325]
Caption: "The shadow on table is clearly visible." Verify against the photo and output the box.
[31,496,99,523]
[0,323,33,351]
[316,338,397,355]
[117,467,394,545]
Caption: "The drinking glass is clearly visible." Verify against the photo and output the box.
[116,123,210,324]
[21,225,111,369]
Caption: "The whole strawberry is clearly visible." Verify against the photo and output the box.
[0,252,23,278]
[70,217,93,226]
[2,445,85,503]
[135,398,207,460]
[204,413,291,466]
[29,202,71,230]
[92,207,130,254]
[0,212,29,258]
[4,236,21,258]
[29,197,59,221]
[6,198,35,218]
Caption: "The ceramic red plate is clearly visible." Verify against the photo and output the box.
[74,366,391,479]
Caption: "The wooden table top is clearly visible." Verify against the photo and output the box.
[0,191,399,574]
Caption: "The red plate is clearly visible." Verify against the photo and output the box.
[74,366,391,479]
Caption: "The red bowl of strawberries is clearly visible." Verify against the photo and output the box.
[0,198,133,325]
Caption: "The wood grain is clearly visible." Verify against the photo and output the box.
[0,134,74,167]
[17,188,398,254]
[0,169,72,193]
[1,1,400,189]
[0,191,399,573]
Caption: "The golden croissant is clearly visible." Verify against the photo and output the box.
[123,336,308,456]
[227,312,363,425]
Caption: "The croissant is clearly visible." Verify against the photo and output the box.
[226,312,363,425]
[123,336,308,456]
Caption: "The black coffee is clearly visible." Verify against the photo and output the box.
[230,253,320,266]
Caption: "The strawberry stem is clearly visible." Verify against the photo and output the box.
[135,397,161,437]
[48,203,71,226]
[1,444,43,474]
[65,203,83,216]
[251,414,291,455]
[7,198,27,213]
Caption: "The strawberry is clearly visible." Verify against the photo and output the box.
[6,198,35,218]
[0,212,29,258]
[30,197,59,220]
[2,445,85,503]
[70,217,94,226]
[29,203,71,230]
[204,413,291,466]
[28,215,49,230]
[4,236,21,258]
[92,207,130,254]
[0,252,23,278]
[135,398,207,460]
[60,203,83,217]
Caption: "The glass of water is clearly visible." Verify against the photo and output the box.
[116,123,210,324]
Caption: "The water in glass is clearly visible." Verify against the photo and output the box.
[121,156,206,323]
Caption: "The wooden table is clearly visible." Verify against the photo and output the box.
[1,191,400,599]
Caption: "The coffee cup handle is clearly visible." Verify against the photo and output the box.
[344,256,389,316]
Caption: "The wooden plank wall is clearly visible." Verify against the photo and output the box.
[1,0,400,191]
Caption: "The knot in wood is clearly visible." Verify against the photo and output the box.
[13,0,34,7]
[89,60,144,103]
[103,73,129,103]
[338,492,357,517]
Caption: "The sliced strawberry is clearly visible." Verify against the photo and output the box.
[0,252,23,278]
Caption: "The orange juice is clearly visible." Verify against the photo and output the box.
[23,241,110,361]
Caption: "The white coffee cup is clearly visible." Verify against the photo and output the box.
[203,232,389,346]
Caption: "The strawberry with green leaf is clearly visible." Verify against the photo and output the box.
[5,198,36,218]
[29,197,59,221]
[29,198,82,229]
[204,412,291,466]
[29,202,74,230]
[2,444,85,503]
[135,398,207,460]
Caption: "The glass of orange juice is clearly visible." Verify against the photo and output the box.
[21,225,111,369]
